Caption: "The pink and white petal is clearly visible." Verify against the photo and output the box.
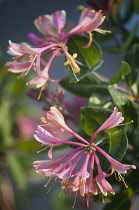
[26,76,48,88]
[52,10,66,34]
[75,153,90,178]
[33,160,60,171]
[91,107,124,142]
[96,174,115,196]
[48,145,54,159]
[27,33,47,44]
[7,61,30,73]
[7,41,24,56]
[94,145,136,173]
[34,15,55,36]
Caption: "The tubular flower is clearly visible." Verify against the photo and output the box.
[33,107,136,207]
[6,8,109,94]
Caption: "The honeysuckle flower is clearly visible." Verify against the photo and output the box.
[33,107,136,206]
[7,8,109,96]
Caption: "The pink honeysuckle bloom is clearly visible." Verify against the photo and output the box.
[66,8,107,38]
[33,8,109,44]
[34,11,67,42]
[90,107,124,143]
[41,106,71,131]
[7,8,109,94]
[41,106,89,144]
[26,48,62,90]
[33,107,136,206]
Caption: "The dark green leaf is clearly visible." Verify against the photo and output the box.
[108,130,128,161]
[133,0,139,14]
[66,34,103,82]
[125,44,139,91]
[81,106,112,137]
[122,100,139,128]
[127,128,139,152]
[108,86,130,108]
[60,74,109,97]
[121,22,138,51]
[67,33,102,68]
[109,61,131,85]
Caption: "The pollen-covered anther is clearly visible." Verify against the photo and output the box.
[64,53,80,74]
[61,185,66,190]
[72,187,79,192]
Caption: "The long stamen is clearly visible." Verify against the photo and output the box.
[44,177,51,187]
[117,173,128,188]
[86,194,90,208]
[37,84,46,100]
[102,194,105,203]
[72,191,78,208]
[46,177,57,195]
[37,145,50,153]
[58,189,63,200]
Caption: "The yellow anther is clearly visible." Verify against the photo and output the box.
[72,53,77,59]
[130,95,136,101]
[40,117,47,123]
[64,53,80,74]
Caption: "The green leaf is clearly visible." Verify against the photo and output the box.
[122,100,139,128]
[81,106,112,137]
[125,44,139,91]
[127,128,139,152]
[7,154,27,190]
[122,23,138,51]
[108,86,130,108]
[109,61,131,85]
[66,34,103,82]
[108,130,128,161]
[133,0,139,14]
[60,74,109,97]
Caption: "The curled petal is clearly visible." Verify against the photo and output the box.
[94,145,136,174]
[7,61,30,73]
[42,106,70,131]
[95,153,115,196]
[34,14,55,37]
[27,33,48,44]
[26,76,48,88]
[48,145,54,159]
[7,40,24,56]
[91,107,124,143]
[67,9,106,38]
[52,10,66,34]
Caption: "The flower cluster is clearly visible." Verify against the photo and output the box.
[6,8,109,96]
[33,107,136,207]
